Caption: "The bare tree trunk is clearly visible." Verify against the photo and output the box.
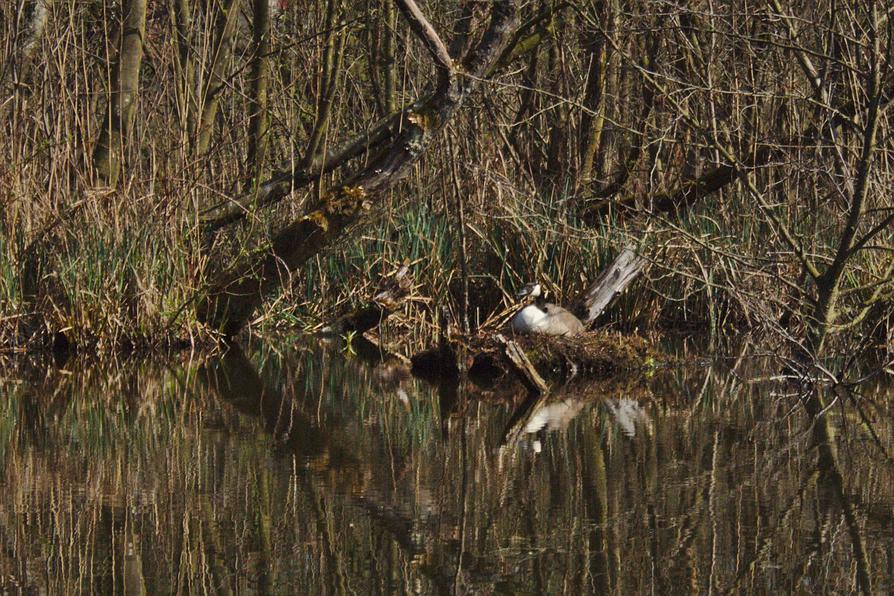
[17,0,49,63]
[0,0,51,127]
[544,7,567,182]
[123,528,147,596]
[593,0,620,185]
[577,0,611,185]
[364,0,399,117]
[92,0,147,188]
[507,49,541,171]
[303,0,346,169]
[246,0,271,187]
[591,21,658,199]
[195,0,239,156]
[447,136,470,332]
[169,0,195,147]
[382,0,397,114]
[807,7,883,362]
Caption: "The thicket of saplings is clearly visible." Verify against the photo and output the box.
[0,1,891,377]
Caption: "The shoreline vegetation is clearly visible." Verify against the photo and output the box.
[1,1,892,387]
[2,4,891,591]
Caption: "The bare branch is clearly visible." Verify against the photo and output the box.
[395,0,453,78]
[824,4,883,284]
[201,108,410,234]
[769,0,826,99]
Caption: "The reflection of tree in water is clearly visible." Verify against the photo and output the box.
[0,346,891,592]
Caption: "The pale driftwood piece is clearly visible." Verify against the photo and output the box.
[572,245,646,325]
[326,264,412,335]
[496,334,548,394]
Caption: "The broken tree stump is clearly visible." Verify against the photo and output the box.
[572,245,647,324]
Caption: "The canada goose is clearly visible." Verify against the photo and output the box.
[509,282,585,336]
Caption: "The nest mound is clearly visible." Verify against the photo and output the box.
[468,331,656,384]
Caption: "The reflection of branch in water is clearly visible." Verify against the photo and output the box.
[725,389,874,594]
[722,469,820,594]
[497,390,545,452]
[305,476,349,593]
[839,386,894,468]
[199,346,463,594]
[197,496,235,596]
[123,525,147,596]
[809,402,872,594]
[198,347,337,462]
[662,445,714,584]
[453,409,470,594]
[578,418,612,594]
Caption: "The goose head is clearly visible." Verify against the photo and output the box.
[516,282,543,300]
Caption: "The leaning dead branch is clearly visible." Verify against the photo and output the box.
[200,108,410,235]
[197,1,520,336]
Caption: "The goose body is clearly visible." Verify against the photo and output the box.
[510,283,585,336]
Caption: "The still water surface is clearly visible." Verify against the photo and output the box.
[1,339,892,593]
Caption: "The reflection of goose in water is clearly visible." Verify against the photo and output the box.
[510,282,585,336]
[523,398,588,435]
[522,398,588,453]
[603,398,651,437]
[503,394,653,458]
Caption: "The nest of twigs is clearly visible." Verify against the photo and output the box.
[467,331,657,385]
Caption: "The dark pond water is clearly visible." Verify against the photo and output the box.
[1,339,892,594]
